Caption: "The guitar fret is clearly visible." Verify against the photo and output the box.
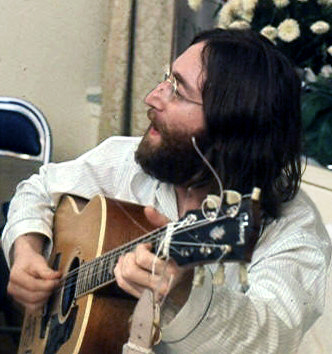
[101,256,107,283]
[77,264,85,297]
[87,265,93,292]
[76,269,81,296]
[93,261,99,288]
[97,258,104,285]
[105,256,114,282]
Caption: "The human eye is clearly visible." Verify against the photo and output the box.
[168,74,184,99]
[172,77,185,100]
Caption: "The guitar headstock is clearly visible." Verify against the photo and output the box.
[162,188,261,268]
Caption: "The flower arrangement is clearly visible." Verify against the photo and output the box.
[218,0,332,167]
[187,0,332,167]
[189,0,332,75]
[218,0,332,74]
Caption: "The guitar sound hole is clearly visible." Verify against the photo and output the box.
[61,257,80,317]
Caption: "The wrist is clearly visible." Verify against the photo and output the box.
[14,233,46,258]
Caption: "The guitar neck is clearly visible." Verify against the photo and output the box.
[73,190,261,298]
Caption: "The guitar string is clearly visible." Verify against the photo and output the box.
[54,217,205,296]
[57,192,250,291]
[59,143,244,290]
[54,205,248,296]
[57,211,228,288]
[55,194,252,295]
[60,239,233,299]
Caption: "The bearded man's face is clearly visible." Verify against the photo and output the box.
[135,116,207,186]
[135,42,209,186]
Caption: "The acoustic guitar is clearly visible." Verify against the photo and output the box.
[18,189,261,354]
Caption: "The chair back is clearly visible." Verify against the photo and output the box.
[0,97,51,164]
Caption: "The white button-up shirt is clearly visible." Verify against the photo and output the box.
[2,136,331,353]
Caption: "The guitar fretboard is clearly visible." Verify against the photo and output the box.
[74,230,162,298]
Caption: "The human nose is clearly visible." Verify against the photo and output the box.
[144,80,173,107]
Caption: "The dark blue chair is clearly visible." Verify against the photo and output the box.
[0,96,51,163]
[0,97,52,226]
[0,97,52,341]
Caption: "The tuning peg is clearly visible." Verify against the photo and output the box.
[212,262,225,285]
[251,187,261,201]
[205,194,222,209]
[192,265,205,287]
[239,262,249,293]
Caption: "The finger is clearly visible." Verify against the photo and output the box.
[135,243,170,275]
[9,284,52,307]
[115,274,145,298]
[10,275,59,294]
[9,267,60,293]
[119,252,150,285]
[115,254,178,299]
[27,257,61,280]
[114,256,145,298]
[144,206,170,228]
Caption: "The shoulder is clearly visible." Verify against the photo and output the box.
[82,136,141,159]
[72,136,142,169]
[252,190,331,266]
[100,136,142,149]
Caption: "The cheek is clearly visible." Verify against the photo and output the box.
[167,107,205,133]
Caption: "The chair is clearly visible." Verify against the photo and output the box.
[0,97,52,345]
[0,97,52,225]
[0,96,51,163]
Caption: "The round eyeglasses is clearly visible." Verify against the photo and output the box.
[160,66,203,106]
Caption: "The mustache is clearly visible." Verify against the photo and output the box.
[147,109,166,134]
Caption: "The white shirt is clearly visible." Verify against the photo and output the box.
[2,136,331,353]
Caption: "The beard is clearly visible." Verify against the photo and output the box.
[135,119,209,186]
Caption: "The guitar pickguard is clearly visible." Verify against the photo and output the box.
[44,306,78,354]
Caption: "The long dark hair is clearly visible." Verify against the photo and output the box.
[191,29,302,221]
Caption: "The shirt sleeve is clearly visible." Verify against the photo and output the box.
[1,137,141,266]
[155,192,331,354]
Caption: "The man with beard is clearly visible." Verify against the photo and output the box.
[2,29,331,353]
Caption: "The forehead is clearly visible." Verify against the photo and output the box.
[172,42,205,85]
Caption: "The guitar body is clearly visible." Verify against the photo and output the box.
[18,195,155,354]
[18,189,262,354]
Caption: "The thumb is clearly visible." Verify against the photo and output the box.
[144,206,170,228]
[30,255,61,280]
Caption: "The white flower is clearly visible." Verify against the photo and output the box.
[273,0,290,8]
[218,0,241,29]
[327,45,332,55]
[229,20,251,30]
[242,0,259,22]
[260,25,278,42]
[277,19,301,42]
[320,64,332,77]
[304,67,317,82]
[243,0,259,12]
[228,0,244,13]
[218,1,235,28]
[310,21,330,34]
[188,0,203,11]
[318,0,332,6]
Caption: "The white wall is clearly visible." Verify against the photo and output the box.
[0,0,109,161]
[301,164,332,224]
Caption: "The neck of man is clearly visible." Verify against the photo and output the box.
[175,184,211,218]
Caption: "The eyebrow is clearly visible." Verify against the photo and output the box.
[171,69,196,96]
